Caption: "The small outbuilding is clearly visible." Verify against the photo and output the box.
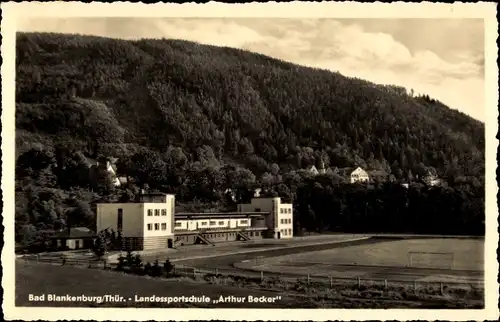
[50,227,96,250]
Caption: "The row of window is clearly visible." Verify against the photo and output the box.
[280,218,292,225]
[147,223,167,231]
[281,228,292,236]
[175,219,250,228]
[280,208,292,214]
[147,209,168,216]
[177,231,262,241]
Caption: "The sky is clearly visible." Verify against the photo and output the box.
[17,17,485,121]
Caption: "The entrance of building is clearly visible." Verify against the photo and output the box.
[167,238,173,248]
[277,232,281,239]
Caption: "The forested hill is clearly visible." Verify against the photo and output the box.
[16,32,484,182]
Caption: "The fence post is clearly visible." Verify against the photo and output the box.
[414,280,417,292]
[329,275,333,288]
[193,268,197,279]
[357,277,361,288]
[307,274,310,285]
[215,268,218,276]
[384,279,387,290]
[440,282,444,295]
[260,271,264,283]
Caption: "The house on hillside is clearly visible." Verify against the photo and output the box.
[306,165,320,176]
[349,167,370,183]
[50,227,96,250]
[85,156,123,187]
[306,161,335,176]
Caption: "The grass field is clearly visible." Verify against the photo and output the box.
[235,238,484,285]
[15,260,483,309]
[259,238,483,271]
[15,261,300,308]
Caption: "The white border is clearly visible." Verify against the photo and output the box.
[1,1,498,321]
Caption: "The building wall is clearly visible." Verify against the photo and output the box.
[96,203,145,237]
[351,167,370,183]
[238,197,294,239]
[143,201,175,238]
[174,230,264,246]
[277,203,294,239]
[58,238,93,250]
[175,217,252,231]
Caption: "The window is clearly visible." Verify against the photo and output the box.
[161,209,167,216]
[117,208,123,231]
[161,223,167,230]
[288,229,292,235]
[240,220,248,225]
[218,221,224,225]
[147,224,152,231]
[280,208,284,214]
[154,209,160,216]
[255,208,261,212]
[147,209,153,216]
[154,223,160,231]
[210,221,216,226]
[280,219,284,224]
[288,208,292,214]
[201,222,207,226]
[175,222,182,227]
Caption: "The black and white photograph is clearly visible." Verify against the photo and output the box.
[2,2,498,321]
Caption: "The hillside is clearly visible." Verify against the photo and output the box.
[14,32,485,245]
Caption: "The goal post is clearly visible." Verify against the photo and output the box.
[407,251,455,270]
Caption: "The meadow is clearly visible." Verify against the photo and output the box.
[259,238,483,271]
[15,259,483,309]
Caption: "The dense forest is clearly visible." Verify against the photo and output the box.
[15,32,485,249]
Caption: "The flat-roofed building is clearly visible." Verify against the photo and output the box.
[237,197,294,239]
[96,192,175,250]
[96,193,294,250]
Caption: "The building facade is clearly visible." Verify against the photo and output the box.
[350,167,370,183]
[96,193,294,251]
[237,197,294,239]
[96,193,176,250]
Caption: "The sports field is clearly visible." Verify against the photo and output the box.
[236,238,484,283]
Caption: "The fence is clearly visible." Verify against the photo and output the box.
[171,264,484,292]
[21,255,483,293]
[22,254,111,269]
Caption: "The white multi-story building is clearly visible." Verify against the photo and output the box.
[96,193,294,250]
[96,193,175,250]
[350,167,370,183]
[237,197,294,239]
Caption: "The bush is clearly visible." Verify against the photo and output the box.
[163,259,175,276]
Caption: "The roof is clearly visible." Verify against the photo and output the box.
[52,227,95,239]
[175,212,269,219]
